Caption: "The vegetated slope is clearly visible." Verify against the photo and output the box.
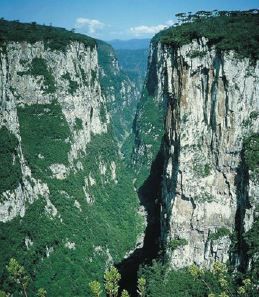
[155,10,259,60]
[0,20,144,296]
[0,18,95,50]
[97,40,139,158]
[133,10,259,296]
[115,49,149,92]
[107,39,150,94]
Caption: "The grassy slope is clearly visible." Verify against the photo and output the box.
[0,127,22,195]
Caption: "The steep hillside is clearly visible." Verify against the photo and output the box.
[115,49,149,93]
[0,20,144,296]
[97,40,139,154]
[107,39,149,96]
[133,11,259,296]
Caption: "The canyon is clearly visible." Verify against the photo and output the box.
[0,12,258,296]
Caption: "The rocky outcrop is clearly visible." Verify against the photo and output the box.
[162,39,259,269]
[0,40,107,221]
[135,37,259,269]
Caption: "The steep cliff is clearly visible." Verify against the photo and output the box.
[97,40,139,154]
[0,38,106,222]
[160,39,258,269]
[134,12,259,274]
[0,20,143,296]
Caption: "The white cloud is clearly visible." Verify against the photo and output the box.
[75,17,105,34]
[166,20,175,26]
[129,20,175,36]
[130,25,165,35]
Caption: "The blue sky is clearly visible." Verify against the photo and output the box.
[1,0,258,40]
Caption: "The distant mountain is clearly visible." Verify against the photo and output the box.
[108,38,150,50]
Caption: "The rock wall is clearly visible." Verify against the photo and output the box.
[136,37,259,269]
[161,39,259,269]
[0,40,107,221]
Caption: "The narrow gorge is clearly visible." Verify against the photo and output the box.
[0,10,258,297]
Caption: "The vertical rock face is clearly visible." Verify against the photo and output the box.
[137,37,259,269]
[0,40,107,221]
[162,39,259,268]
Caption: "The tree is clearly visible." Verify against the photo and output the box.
[37,288,47,297]
[104,266,121,297]
[89,280,102,297]
[212,262,234,296]
[0,291,8,297]
[6,258,30,297]
[237,278,252,296]
[137,277,146,297]
[175,12,188,23]
[121,289,130,297]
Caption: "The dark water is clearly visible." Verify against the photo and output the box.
[116,151,164,296]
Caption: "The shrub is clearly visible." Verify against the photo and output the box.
[186,50,206,58]
[193,163,211,177]
[168,238,188,250]
[194,192,214,203]
[74,118,83,130]
[250,111,259,120]
[61,72,78,95]
[19,57,56,94]
[243,134,259,172]
[208,227,231,241]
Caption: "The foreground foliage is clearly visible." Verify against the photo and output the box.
[89,266,144,297]
[6,258,30,297]
[140,261,258,297]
